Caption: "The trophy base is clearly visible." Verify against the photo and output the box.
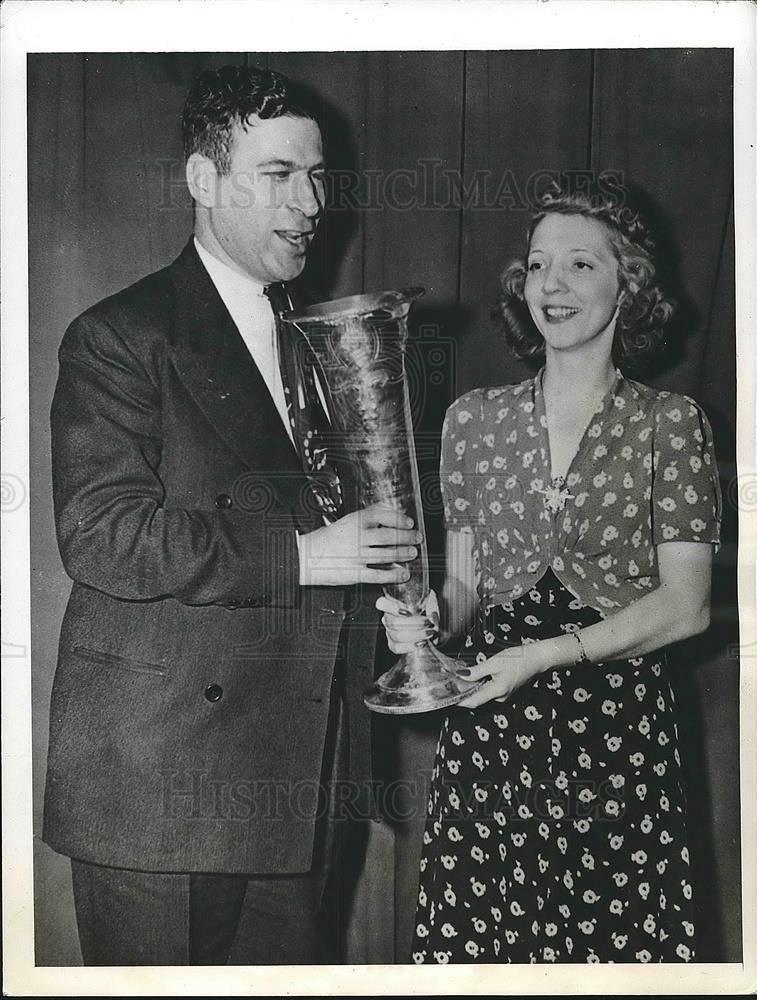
[363,642,487,715]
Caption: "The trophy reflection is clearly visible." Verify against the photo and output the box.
[282,288,485,714]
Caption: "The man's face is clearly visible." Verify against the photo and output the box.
[205,115,326,284]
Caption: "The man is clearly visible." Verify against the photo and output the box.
[42,65,419,966]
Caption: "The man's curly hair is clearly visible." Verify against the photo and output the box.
[182,65,316,175]
[497,179,675,367]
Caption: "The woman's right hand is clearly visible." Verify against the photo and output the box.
[376,590,440,654]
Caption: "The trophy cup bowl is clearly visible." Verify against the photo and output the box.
[282,288,486,714]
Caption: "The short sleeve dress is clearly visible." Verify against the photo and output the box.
[412,368,721,965]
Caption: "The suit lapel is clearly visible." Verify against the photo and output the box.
[166,241,308,499]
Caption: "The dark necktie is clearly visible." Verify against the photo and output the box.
[264,283,342,521]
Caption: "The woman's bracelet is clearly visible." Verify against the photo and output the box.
[573,631,591,665]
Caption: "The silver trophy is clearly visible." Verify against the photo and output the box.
[282,288,485,714]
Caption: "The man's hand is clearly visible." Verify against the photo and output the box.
[298,503,422,586]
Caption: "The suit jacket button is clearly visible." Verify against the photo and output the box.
[215,493,232,509]
[204,684,223,702]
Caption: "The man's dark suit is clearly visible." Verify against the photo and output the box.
[43,240,378,878]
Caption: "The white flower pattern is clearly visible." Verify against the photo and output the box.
[439,369,720,613]
[412,370,720,965]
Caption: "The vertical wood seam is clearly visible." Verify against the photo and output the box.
[455,50,468,305]
[129,54,155,273]
[360,52,369,295]
[587,49,597,173]
[81,54,87,221]
[696,184,734,394]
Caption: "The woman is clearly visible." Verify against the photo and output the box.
[379,180,721,963]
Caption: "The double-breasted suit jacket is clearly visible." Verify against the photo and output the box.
[43,240,378,874]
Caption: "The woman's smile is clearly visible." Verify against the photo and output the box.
[541,305,582,323]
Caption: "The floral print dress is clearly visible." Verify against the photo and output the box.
[412,369,721,964]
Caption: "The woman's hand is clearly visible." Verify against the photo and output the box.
[376,590,440,655]
[456,641,550,709]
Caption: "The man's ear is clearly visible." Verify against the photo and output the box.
[186,152,218,208]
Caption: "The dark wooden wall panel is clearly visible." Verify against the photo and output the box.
[592,49,734,394]
[361,52,464,295]
[458,50,594,395]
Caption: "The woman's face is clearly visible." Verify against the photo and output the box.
[524,213,621,356]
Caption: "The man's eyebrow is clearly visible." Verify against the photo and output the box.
[256,158,326,170]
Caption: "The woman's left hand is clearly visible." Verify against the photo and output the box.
[376,590,440,655]
[456,642,549,709]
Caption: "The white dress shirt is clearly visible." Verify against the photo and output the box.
[194,237,293,443]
